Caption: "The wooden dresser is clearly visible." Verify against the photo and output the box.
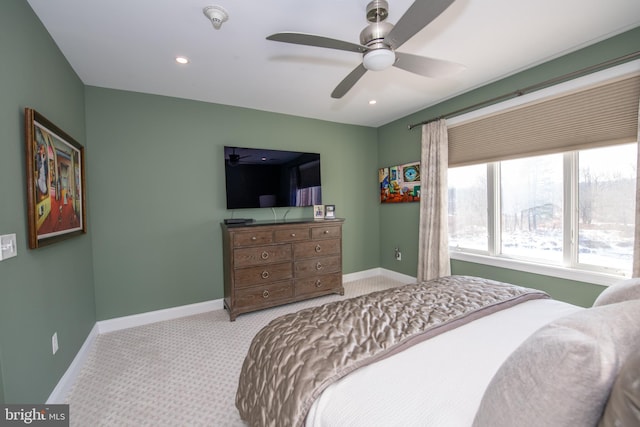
[221,219,344,321]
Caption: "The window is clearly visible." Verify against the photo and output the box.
[448,143,637,278]
[577,144,637,273]
[500,154,564,263]
[448,164,488,252]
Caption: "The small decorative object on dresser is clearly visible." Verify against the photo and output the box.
[220,219,344,320]
[313,205,325,220]
[324,204,336,219]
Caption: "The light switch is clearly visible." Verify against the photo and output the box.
[0,234,17,260]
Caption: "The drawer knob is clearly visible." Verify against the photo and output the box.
[263,290,270,298]
[261,271,270,279]
[315,244,322,253]
[261,251,269,260]
[251,236,257,241]
[323,230,330,234]
[316,262,323,270]
[315,279,322,288]
[291,233,296,237]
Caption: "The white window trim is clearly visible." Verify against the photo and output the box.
[450,251,622,287]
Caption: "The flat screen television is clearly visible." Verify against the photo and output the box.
[223,146,322,209]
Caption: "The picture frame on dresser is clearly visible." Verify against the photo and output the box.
[313,204,325,220]
[324,204,336,219]
[24,108,87,249]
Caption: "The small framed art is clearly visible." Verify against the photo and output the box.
[324,204,336,219]
[313,204,325,220]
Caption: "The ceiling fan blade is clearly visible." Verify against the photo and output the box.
[394,52,465,78]
[267,32,367,53]
[331,64,368,99]
[384,0,455,49]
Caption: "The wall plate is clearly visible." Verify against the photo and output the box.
[0,234,17,260]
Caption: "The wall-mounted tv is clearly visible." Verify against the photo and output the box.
[223,146,322,209]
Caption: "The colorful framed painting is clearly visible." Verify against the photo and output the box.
[379,161,421,204]
[25,108,87,248]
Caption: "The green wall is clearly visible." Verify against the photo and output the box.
[377,27,640,306]
[85,87,380,320]
[0,0,96,403]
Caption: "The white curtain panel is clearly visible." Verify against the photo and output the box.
[417,120,451,282]
[634,97,640,278]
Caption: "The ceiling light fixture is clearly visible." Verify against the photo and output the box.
[369,100,377,105]
[362,49,395,71]
[175,56,189,64]
[203,5,229,30]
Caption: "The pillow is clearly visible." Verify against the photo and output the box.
[593,278,640,307]
[598,349,640,427]
[472,299,640,427]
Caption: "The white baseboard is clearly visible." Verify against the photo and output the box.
[97,299,224,334]
[49,269,413,402]
[47,323,99,404]
[344,268,415,284]
[379,268,417,284]
[343,268,383,282]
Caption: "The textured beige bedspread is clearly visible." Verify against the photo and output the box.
[236,275,549,427]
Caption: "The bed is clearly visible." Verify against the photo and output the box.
[236,275,640,427]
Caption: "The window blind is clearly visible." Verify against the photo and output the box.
[448,74,640,167]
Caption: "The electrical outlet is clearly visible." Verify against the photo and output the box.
[52,332,58,355]
[394,248,402,261]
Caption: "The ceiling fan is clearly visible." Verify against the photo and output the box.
[266,0,466,99]
[226,147,250,167]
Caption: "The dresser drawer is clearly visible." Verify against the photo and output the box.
[234,244,291,267]
[294,239,341,259]
[234,230,273,247]
[296,273,342,296]
[235,281,294,308]
[311,225,342,240]
[274,227,310,242]
[295,255,341,278]
[234,262,292,288]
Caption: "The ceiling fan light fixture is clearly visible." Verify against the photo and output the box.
[362,49,395,71]
[203,5,229,30]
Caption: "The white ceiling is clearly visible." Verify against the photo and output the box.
[26,0,640,127]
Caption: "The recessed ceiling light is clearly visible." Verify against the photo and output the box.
[175,56,189,64]
[369,100,377,105]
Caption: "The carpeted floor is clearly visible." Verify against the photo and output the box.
[65,275,406,426]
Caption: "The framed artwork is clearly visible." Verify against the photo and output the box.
[25,108,87,249]
[379,161,421,204]
[324,204,336,219]
[313,204,325,220]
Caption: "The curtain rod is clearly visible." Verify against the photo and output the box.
[407,50,640,130]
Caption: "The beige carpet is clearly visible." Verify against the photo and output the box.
[65,276,405,426]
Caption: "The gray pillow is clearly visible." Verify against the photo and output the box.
[598,349,640,427]
[472,299,640,427]
[593,278,640,307]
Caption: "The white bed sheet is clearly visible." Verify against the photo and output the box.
[305,298,582,427]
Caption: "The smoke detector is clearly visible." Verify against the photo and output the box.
[203,5,229,30]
